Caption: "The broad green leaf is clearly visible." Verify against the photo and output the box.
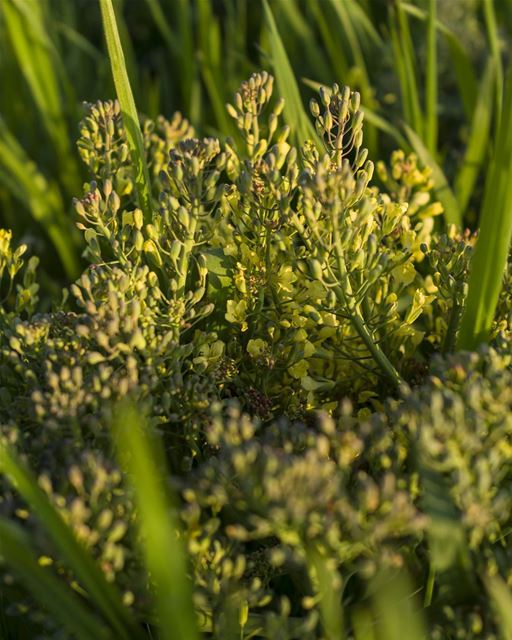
[404,124,462,227]
[0,518,111,640]
[112,401,199,640]
[0,443,141,640]
[262,0,321,151]
[99,0,152,223]
[457,67,512,349]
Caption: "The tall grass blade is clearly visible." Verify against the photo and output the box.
[371,570,427,640]
[305,545,345,640]
[0,518,112,640]
[454,61,495,215]
[99,0,152,223]
[0,117,80,278]
[483,0,503,127]
[401,2,478,121]
[0,443,141,640]
[197,0,237,138]
[457,68,512,350]
[112,401,199,640]
[425,0,437,153]
[391,2,423,137]
[486,575,512,639]
[262,0,321,150]
[2,0,79,194]
[404,124,462,227]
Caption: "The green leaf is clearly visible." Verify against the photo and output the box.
[0,443,141,640]
[401,2,478,121]
[0,518,112,640]
[112,401,200,640]
[99,0,152,223]
[262,0,321,151]
[2,0,80,194]
[454,61,495,214]
[486,575,512,639]
[404,124,462,227]
[0,117,80,279]
[391,3,423,138]
[425,0,438,153]
[457,67,512,350]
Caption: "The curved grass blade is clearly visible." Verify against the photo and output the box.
[112,401,199,640]
[0,518,112,640]
[0,443,142,640]
[262,0,321,151]
[457,67,512,350]
[404,124,462,227]
[0,117,80,278]
[2,0,80,194]
[454,61,495,214]
[99,0,152,223]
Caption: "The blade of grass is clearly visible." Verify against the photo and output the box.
[392,2,423,137]
[483,0,503,127]
[425,0,437,153]
[457,67,512,350]
[454,61,495,214]
[370,570,427,640]
[404,124,462,227]
[262,0,321,150]
[2,0,80,195]
[305,544,345,640]
[0,117,80,278]
[99,0,152,223]
[486,575,512,639]
[326,0,378,153]
[196,0,237,138]
[0,443,142,640]
[401,2,478,122]
[0,518,112,640]
[112,401,199,640]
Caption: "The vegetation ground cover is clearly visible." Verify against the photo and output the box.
[2,1,512,638]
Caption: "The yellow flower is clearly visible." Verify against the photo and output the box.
[225,299,248,331]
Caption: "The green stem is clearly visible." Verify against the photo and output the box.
[332,228,403,390]
[176,202,199,299]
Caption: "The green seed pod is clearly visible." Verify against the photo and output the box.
[310,99,320,118]
[273,97,285,116]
